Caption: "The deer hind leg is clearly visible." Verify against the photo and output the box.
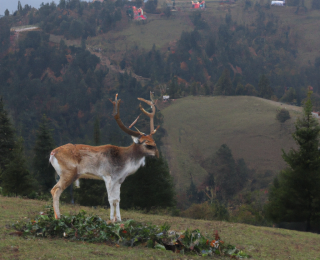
[51,169,77,219]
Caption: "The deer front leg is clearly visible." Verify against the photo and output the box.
[103,176,121,222]
[109,182,121,222]
[113,183,122,222]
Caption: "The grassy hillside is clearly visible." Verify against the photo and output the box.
[1,196,320,259]
[81,0,320,67]
[160,96,302,192]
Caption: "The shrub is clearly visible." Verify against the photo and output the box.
[276,108,290,123]
[181,201,229,221]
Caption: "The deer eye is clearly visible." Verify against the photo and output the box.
[146,145,154,150]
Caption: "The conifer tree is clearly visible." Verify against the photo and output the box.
[18,1,23,12]
[266,92,320,231]
[258,74,273,99]
[1,137,34,196]
[120,156,175,210]
[214,69,233,96]
[0,98,15,174]
[215,144,238,200]
[187,178,199,204]
[33,115,56,192]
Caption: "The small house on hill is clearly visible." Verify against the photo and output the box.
[271,0,285,6]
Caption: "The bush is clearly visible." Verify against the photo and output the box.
[181,201,229,221]
[276,108,290,123]
[230,204,269,226]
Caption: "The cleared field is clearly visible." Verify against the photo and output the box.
[160,96,302,192]
[87,15,193,52]
[1,196,320,259]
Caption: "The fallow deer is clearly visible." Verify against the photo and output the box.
[49,93,159,222]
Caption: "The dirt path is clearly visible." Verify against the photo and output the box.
[89,50,150,82]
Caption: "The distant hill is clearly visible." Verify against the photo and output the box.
[159,96,302,192]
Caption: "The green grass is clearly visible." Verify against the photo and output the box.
[1,196,320,259]
[87,15,193,52]
[160,96,302,192]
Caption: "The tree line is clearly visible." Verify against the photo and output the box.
[123,9,320,109]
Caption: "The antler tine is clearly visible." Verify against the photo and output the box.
[137,92,156,133]
[129,114,141,129]
[109,94,141,137]
[151,125,160,135]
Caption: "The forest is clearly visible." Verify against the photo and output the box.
[1,0,320,231]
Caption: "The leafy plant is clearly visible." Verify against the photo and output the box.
[12,205,250,258]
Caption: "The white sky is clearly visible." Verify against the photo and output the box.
[0,0,92,17]
[0,0,56,16]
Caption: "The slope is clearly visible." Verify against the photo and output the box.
[160,96,302,192]
[1,196,320,259]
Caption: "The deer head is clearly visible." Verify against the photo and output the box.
[110,92,159,158]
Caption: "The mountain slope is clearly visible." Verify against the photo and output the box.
[160,96,302,192]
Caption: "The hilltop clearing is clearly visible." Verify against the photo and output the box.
[160,96,302,192]
[1,196,320,259]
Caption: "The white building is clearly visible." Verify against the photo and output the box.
[271,0,285,6]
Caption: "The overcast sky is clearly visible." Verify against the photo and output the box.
[0,0,56,16]
[0,0,94,17]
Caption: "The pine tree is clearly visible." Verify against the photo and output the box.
[265,92,320,231]
[1,137,34,196]
[258,74,273,99]
[33,115,56,192]
[120,156,175,210]
[236,158,249,191]
[0,98,15,173]
[214,69,233,96]
[168,76,179,99]
[215,144,238,200]
[187,178,199,204]
[18,1,23,12]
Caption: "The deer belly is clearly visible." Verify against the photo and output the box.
[79,173,103,180]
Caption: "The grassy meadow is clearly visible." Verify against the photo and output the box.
[1,196,320,259]
[160,96,302,191]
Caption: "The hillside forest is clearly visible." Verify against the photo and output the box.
[1,0,320,231]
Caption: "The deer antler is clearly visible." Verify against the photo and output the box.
[138,91,157,134]
[129,114,141,129]
[109,94,141,137]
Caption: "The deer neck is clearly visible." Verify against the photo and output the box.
[130,143,146,161]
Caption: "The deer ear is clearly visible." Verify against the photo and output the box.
[131,136,139,144]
